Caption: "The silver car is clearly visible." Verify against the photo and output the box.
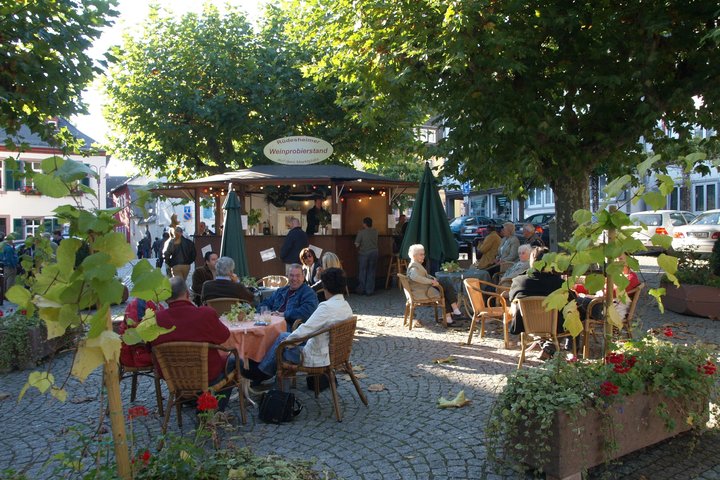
[672,209,720,254]
[629,210,696,251]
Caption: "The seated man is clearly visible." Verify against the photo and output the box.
[201,256,254,304]
[246,268,352,383]
[192,251,218,305]
[257,263,318,331]
[152,277,235,410]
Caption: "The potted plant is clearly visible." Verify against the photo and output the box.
[247,208,262,235]
[440,260,461,272]
[661,238,720,318]
[486,335,718,479]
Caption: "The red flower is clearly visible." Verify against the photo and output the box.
[605,352,624,365]
[197,391,218,411]
[0,311,3,317]
[20,309,27,316]
[141,449,151,465]
[127,405,149,420]
[698,361,717,375]
[663,327,674,337]
[612,355,637,374]
[600,381,619,396]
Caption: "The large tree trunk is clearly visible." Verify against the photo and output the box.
[551,176,590,246]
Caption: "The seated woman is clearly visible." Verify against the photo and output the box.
[242,268,352,383]
[311,251,344,300]
[299,247,321,287]
[498,244,533,287]
[406,244,465,326]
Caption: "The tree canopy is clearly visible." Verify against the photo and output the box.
[0,0,117,143]
[282,0,720,239]
[103,4,423,180]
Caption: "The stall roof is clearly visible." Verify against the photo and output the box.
[153,164,418,198]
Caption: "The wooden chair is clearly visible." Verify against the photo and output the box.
[397,273,446,329]
[582,283,645,359]
[513,296,577,369]
[119,362,164,417]
[463,278,511,348]
[205,297,246,316]
[261,275,288,287]
[275,316,368,422]
[152,342,247,432]
[385,254,408,289]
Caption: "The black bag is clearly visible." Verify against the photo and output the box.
[258,390,303,424]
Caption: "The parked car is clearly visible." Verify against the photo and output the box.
[459,218,504,247]
[629,210,696,252]
[671,209,720,255]
[449,216,494,241]
[515,212,555,246]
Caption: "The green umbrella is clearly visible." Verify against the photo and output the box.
[400,163,459,268]
[220,190,249,277]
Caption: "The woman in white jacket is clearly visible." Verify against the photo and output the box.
[251,268,352,380]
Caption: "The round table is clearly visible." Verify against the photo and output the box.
[222,315,286,366]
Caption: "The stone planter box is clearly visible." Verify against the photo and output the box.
[0,324,81,372]
[661,282,720,318]
[534,393,704,480]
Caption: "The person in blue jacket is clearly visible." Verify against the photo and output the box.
[257,264,318,331]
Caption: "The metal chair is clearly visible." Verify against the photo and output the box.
[397,273,446,329]
[275,316,368,422]
[152,342,247,432]
[582,283,645,358]
[463,278,511,348]
[514,296,577,369]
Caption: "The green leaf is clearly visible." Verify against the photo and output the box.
[657,253,679,286]
[40,155,65,174]
[87,305,110,339]
[56,237,82,273]
[656,174,676,196]
[131,265,171,301]
[18,371,56,401]
[55,158,95,183]
[603,175,631,198]
[572,209,592,224]
[81,253,117,282]
[637,154,660,178]
[93,232,135,267]
[32,172,71,197]
[6,285,32,307]
[543,288,569,311]
[650,234,673,250]
[642,191,666,211]
[134,310,175,343]
[584,274,605,295]
[649,288,666,313]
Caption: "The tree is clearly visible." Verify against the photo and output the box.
[0,0,118,142]
[282,0,720,241]
[103,4,422,180]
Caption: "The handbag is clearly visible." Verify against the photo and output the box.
[258,389,303,424]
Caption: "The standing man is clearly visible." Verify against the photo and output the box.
[153,232,169,268]
[280,217,308,275]
[305,198,325,236]
[1,233,19,291]
[163,226,196,280]
[355,217,379,296]
[191,250,218,305]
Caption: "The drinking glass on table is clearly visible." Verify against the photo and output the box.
[260,305,270,322]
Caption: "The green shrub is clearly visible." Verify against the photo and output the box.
[0,308,41,371]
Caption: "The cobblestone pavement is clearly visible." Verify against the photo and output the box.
[1,256,719,479]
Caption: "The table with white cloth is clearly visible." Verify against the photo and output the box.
[221,315,286,367]
[435,269,492,317]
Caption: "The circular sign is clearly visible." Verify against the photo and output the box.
[263,136,334,165]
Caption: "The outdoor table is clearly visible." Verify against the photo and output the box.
[435,269,493,316]
[221,314,286,367]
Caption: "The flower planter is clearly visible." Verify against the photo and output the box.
[537,393,705,480]
[661,282,720,318]
[0,324,81,372]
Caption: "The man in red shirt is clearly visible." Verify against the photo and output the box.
[153,277,234,409]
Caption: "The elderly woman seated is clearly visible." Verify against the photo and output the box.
[497,244,534,287]
[407,244,465,326]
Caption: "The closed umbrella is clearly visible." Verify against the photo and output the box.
[220,188,249,277]
[400,163,459,271]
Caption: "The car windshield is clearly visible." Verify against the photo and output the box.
[630,214,662,227]
[449,217,465,228]
[691,212,720,226]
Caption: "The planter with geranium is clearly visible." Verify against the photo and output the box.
[661,238,720,318]
[487,335,718,479]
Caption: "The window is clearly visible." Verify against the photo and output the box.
[668,186,681,210]
[470,195,489,217]
[694,183,718,212]
[544,187,555,206]
[24,161,41,190]
[526,188,543,207]
[24,218,42,237]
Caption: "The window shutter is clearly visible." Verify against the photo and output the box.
[13,218,23,238]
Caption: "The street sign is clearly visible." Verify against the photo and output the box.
[183,206,192,221]
[461,182,471,195]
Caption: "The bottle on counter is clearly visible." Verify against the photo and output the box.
[263,221,271,235]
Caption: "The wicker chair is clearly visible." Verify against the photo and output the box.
[463,278,511,348]
[205,297,246,316]
[397,273,446,329]
[275,316,368,422]
[119,362,164,416]
[582,283,645,359]
[261,275,289,287]
[152,342,247,432]
[513,296,577,369]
